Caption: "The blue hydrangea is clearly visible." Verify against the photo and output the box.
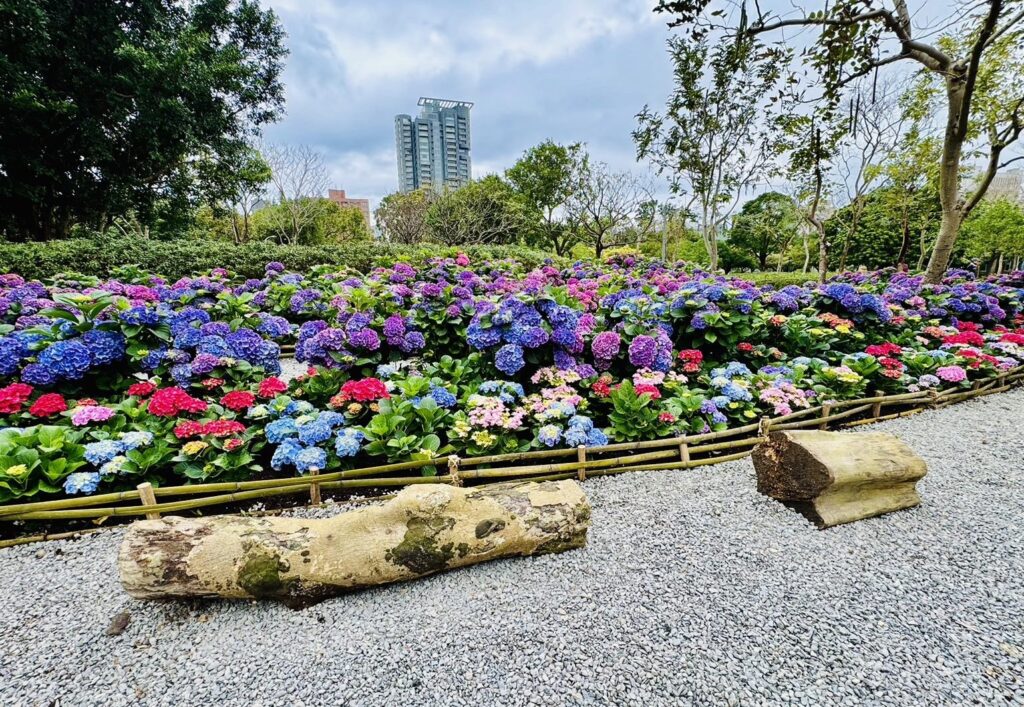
[85,440,125,466]
[722,382,752,402]
[171,363,193,385]
[120,306,160,326]
[295,446,328,473]
[63,472,101,495]
[0,336,23,376]
[173,326,203,349]
[317,411,346,428]
[568,415,593,432]
[266,418,299,443]
[99,456,129,476]
[298,419,333,445]
[38,339,93,381]
[538,424,562,447]
[120,431,154,450]
[284,400,315,416]
[586,428,609,447]
[467,322,503,349]
[82,329,125,366]
[334,430,363,457]
[21,363,56,386]
[494,344,525,376]
[429,385,457,409]
[271,438,304,471]
[141,347,167,370]
[564,426,589,447]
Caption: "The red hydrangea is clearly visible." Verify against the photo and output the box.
[257,377,288,398]
[224,438,244,452]
[127,381,156,397]
[678,349,703,373]
[174,419,246,439]
[956,321,982,332]
[865,342,902,357]
[148,387,208,417]
[634,383,661,399]
[0,383,33,414]
[943,331,985,347]
[201,378,225,389]
[220,390,256,412]
[658,412,677,424]
[737,342,754,353]
[337,377,390,403]
[1000,333,1024,346]
[29,393,67,417]
[591,378,612,397]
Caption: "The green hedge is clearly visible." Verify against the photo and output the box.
[0,237,564,281]
[737,271,827,287]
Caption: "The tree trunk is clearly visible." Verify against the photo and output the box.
[895,207,911,268]
[923,76,968,284]
[118,480,591,605]
[752,431,928,528]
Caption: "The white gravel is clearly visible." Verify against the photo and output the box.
[2,390,1024,706]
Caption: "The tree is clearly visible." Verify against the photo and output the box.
[251,198,371,245]
[505,140,582,255]
[634,32,788,270]
[197,146,272,244]
[374,189,435,244]
[425,176,534,246]
[262,144,330,245]
[833,82,908,270]
[653,0,1024,282]
[565,155,654,257]
[0,0,287,241]
[726,192,801,270]
[959,197,1024,273]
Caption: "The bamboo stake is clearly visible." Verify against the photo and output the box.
[136,483,159,520]
[448,455,462,487]
[577,446,587,482]
[871,389,883,419]
[818,403,832,430]
[0,528,105,550]
[678,440,690,466]
[308,468,321,506]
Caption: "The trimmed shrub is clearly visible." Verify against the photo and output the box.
[0,236,563,281]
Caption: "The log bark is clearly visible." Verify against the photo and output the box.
[752,431,927,528]
[118,480,590,606]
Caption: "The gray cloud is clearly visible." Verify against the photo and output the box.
[259,0,675,209]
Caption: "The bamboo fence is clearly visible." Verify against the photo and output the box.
[0,365,1021,528]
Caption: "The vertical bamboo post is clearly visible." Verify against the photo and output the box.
[757,416,771,440]
[871,390,883,419]
[928,389,939,408]
[448,455,462,487]
[577,445,587,482]
[819,403,832,430]
[309,467,321,506]
[136,482,160,520]
[678,440,690,467]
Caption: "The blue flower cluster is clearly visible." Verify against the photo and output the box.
[468,295,585,376]
[266,407,364,473]
[536,414,607,448]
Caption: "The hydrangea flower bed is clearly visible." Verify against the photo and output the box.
[1,257,1023,505]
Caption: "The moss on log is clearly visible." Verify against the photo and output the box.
[118,480,590,605]
[752,430,928,528]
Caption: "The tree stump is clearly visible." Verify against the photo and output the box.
[118,480,590,606]
[752,430,927,527]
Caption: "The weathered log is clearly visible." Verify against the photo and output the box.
[118,480,590,605]
[752,430,927,528]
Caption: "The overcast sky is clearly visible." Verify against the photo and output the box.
[260,0,675,209]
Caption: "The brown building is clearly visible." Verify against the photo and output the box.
[327,189,371,226]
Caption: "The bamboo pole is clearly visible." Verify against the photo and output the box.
[136,483,160,520]
[577,446,587,482]
[819,403,832,430]
[308,468,321,506]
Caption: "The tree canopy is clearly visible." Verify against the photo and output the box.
[0,0,287,241]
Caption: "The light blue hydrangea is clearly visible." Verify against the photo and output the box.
[297,419,333,445]
[317,411,346,428]
[64,472,101,495]
[538,424,562,448]
[564,426,589,447]
[99,456,129,476]
[119,431,154,450]
[586,428,609,446]
[334,429,363,457]
[84,440,124,466]
[568,415,593,432]
[266,418,299,444]
[295,446,328,473]
[271,438,304,471]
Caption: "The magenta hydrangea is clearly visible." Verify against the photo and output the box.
[591,331,621,361]
[628,335,657,368]
[935,365,967,383]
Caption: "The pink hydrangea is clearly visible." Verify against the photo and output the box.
[71,404,115,426]
[935,365,967,383]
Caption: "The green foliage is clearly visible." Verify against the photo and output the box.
[0,426,87,502]
[959,197,1024,265]
[604,380,672,442]
[505,140,582,255]
[251,198,372,245]
[0,0,287,241]
[374,189,434,244]
[726,192,801,270]
[0,237,563,281]
[426,175,537,246]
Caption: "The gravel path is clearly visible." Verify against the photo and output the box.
[3,391,1024,706]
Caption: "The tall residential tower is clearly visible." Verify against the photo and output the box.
[394,97,473,193]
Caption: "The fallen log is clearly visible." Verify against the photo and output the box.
[752,430,927,528]
[118,480,590,605]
